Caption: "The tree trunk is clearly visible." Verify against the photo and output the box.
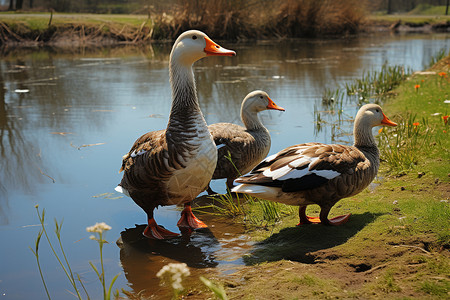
[387,0,392,14]
[8,0,14,11]
[16,0,23,10]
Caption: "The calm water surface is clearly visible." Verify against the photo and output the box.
[0,33,449,299]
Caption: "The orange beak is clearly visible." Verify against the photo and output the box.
[381,113,397,126]
[204,36,236,57]
[266,97,285,111]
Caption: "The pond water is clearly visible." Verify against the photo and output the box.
[0,33,449,299]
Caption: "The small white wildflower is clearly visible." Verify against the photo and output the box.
[86,222,112,233]
[393,200,398,205]
[156,263,190,291]
[89,235,96,240]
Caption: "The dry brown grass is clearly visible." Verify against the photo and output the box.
[153,0,368,40]
[0,0,369,45]
[272,0,367,37]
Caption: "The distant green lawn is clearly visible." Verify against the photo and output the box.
[0,12,149,30]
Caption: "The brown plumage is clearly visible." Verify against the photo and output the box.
[115,30,236,239]
[206,91,285,194]
[232,104,397,226]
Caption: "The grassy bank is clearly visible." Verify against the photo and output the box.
[211,56,449,299]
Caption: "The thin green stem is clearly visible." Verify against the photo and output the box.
[99,233,107,300]
[36,207,82,299]
[29,229,51,300]
[55,218,78,295]
[77,274,91,300]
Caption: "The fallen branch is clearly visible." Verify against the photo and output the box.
[363,263,389,274]
[392,244,431,255]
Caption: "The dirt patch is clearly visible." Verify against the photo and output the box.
[223,234,449,299]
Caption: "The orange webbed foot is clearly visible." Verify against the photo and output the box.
[177,204,207,229]
[297,206,351,226]
[143,218,180,239]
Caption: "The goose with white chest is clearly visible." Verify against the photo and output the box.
[232,104,397,226]
[115,30,236,239]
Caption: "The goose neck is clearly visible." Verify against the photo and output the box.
[168,61,201,117]
[241,107,265,131]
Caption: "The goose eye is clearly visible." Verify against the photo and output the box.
[376,109,380,113]
[192,35,197,40]
[260,96,263,99]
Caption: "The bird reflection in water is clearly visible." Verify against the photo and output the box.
[117,224,220,296]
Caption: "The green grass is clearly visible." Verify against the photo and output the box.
[368,14,450,25]
[376,270,402,293]
[420,280,449,296]
[409,4,450,16]
[198,191,294,228]
[381,56,450,179]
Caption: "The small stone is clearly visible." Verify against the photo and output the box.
[417,172,425,178]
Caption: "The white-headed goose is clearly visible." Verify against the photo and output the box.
[232,104,397,226]
[206,90,285,194]
[115,30,236,239]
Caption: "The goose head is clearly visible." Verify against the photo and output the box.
[242,90,285,114]
[170,30,236,67]
[355,104,397,129]
[353,104,397,147]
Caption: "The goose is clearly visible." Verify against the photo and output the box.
[206,90,285,194]
[115,30,236,239]
[232,104,397,226]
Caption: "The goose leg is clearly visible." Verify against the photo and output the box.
[319,206,351,226]
[297,205,321,225]
[143,217,180,239]
[226,178,235,191]
[177,202,208,229]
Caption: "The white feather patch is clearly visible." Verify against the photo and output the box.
[131,149,147,158]
[216,144,226,150]
[263,165,292,180]
[232,184,277,194]
[289,156,317,168]
[264,153,278,163]
[115,186,130,197]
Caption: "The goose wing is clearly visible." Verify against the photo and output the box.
[119,130,173,181]
[235,142,367,192]
[209,123,256,175]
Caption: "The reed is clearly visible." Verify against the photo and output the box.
[345,64,408,104]
[316,63,409,139]
[426,47,449,69]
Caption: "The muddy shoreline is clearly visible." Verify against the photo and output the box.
[1,19,449,48]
